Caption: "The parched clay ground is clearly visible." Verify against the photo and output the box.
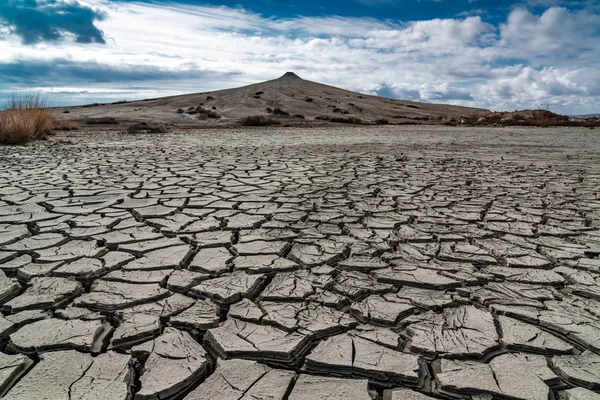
[0,125,599,400]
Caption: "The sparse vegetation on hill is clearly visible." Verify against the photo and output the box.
[180,105,221,119]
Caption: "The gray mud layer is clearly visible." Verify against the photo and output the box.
[0,125,599,399]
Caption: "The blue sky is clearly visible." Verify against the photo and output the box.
[1,0,599,114]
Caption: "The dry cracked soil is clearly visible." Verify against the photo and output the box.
[0,125,599,400]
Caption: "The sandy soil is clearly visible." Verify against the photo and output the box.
[47,125,600,166]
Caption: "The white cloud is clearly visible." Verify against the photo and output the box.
[499,6,600,59]
[0,1,598,114]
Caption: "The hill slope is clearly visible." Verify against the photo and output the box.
[56,72,490,127]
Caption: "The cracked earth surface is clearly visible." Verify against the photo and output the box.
[0,126,599,399]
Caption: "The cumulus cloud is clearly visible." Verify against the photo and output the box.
[499,6,600,58]
[0,0,598,114]
[0,0,106,44]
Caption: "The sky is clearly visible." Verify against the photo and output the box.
[0,0,599,115]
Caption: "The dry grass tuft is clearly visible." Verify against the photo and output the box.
[0,98,57,144]
[0,94,58,144]
[0,111,34,144]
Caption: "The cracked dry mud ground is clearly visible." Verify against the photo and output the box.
[0,126,600,400]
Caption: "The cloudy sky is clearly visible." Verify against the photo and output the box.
[0,0,599,114]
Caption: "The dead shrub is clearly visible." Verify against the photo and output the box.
[85,117,119,125]
[272,108,290,116]
[239,116,280,126]
[315,116,363,124]
[126,122,170,134]
[53,120,79,131]
[0,94,56,144]
[205,109,220,119]
[374,119,390,125]
[194,106,221,119]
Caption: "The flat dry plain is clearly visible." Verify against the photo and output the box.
[0,125,599,400]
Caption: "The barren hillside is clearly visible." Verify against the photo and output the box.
[55,72,490,127]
